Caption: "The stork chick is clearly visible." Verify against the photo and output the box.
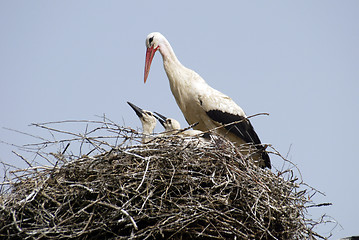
[154,111,210,139]
[127,101,157,143]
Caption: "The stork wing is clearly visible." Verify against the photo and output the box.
[198,92,271,168]
[206,109,271,168]
[206,109,262,145]
[198,92,262,144]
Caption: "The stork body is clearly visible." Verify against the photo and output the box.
[127,101,157,143]
[144,32,271,168]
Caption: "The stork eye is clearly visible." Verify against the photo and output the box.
[149,36,154,45]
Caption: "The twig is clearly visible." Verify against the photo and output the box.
[136,157,151,192]
[96,201,138,231]
[11,210,22,232]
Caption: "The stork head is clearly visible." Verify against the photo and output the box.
[154,112,181,131]
[164,118,181,131]
[144,32,165,83]
[127,101,157,134]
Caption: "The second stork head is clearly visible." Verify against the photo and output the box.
[154,111,181,133]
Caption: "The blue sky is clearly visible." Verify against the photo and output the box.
[1,1,358,239]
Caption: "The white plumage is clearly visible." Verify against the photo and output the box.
[154,111,210,139]
[144,32,271,168]
[127,101,157,143]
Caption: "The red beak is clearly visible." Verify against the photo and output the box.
[144,46,158,83]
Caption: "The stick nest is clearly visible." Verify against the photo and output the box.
[0,119,328,239]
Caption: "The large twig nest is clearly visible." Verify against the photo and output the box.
[0,120,329,239]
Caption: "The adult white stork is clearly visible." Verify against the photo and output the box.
[127,101,157,143]
[144,32,271,168]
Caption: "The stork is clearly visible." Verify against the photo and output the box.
[154,111,211,139]
[144,32,271,168]
[127,101,157,143]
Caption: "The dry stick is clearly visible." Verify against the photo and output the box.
[135,157,151,192]
[31,123,87,140]
[79,212,94,236]
[12,151,32,168]
[11,210,22,232]
[120,209,139,231]
[79,124,88,157]
[96,201,138,231]
[61,143,70,155]
[97,114,114,130]
[270,145,304,181]
[9,121,134,163]
[0,139,38,153]
[31,119,119,126]
[167,212,207,239]
[69,184,94,193]
[36,151,56,166]
[24,135,124,148]
[209,112,269,133]
[3,127,49,142]
[164,157,176,199]
[306,202,332,208]
[175,122,199,135]
[138,189,154,215]
[175,112,270,137]
[10,166,53,174]
[34,118,123,140]
[57,196,104,227]
[17,175,50,206]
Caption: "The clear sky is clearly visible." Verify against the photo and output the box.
[1,1,358,239]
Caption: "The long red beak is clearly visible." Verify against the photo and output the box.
[144,46,158,83]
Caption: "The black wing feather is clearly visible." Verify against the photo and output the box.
[206,110,261,144]
[206,110,271,168]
